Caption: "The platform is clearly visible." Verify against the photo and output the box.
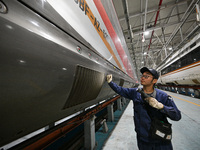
[102,90,200,150]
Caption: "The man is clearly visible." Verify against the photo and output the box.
[107,67,181,150]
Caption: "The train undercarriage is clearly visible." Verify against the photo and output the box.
[157,84,200,98]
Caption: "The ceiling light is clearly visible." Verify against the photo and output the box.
[144,31,149,36]
[142,35,145,42]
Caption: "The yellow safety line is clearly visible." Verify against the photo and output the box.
[170,95,200,107]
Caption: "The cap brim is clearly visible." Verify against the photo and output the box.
[140,67,150,74]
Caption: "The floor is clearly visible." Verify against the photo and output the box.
[102,90,200,150]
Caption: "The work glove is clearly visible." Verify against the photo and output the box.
[107,74,112,83]
[145,97,164,109]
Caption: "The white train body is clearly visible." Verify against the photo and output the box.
[157,33,200,97]
[0,0,138,147]
[160,61,200,85]
[47,0,137,79]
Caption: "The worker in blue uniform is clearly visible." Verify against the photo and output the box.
[107,67,181,150]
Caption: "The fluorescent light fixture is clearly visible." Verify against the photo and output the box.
[144,31,149,36]
[142,35,145,42]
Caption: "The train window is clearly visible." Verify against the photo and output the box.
[161,70,165,75]
[187,54,193,64]
[191,46,200,62]
[161,45,200,75]
[190,42,196,48]
[171,64,176,71]
[181,56,187,67]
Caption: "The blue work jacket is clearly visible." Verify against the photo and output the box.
[108,81,181,143]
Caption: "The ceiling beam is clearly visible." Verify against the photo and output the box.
[156,0,200,69]
[119,0,188,21]
[125,18,196,36]
[121,0,138,76]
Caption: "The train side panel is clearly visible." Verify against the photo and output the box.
[160,61,200,85]
[0,0,137,147]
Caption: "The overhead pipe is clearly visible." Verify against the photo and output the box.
[165,0,196,46]
[119,0,189,21]
[157,24,200,71]
[142,0,148,64]
[156,0,196,58]
[143,0,148,35]
[129,16,195,36]
[156,0,200,70]
[156,0,197,58]
[122,0,138,75]
[144,0,162,66]
[141,0,144,66]
[142,0,148,66]
[147,0,163,51]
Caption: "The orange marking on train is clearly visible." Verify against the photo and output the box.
[162,60,200,77]
[80,0,123,70]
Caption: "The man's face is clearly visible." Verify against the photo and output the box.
[140,71,157,86]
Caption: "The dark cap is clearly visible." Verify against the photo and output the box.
[140,67,159,79]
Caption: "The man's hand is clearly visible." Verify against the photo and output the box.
[107,74,112,83]
[145,97,164,109]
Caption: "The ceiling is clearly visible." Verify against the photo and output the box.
[112,0,200,77]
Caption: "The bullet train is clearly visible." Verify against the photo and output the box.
[0,0,138,147]
[157,34,200,98]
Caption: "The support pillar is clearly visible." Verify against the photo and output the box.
[84,115,96,150]
[122,97,126,106]
[117,98,122,110]
[107,103,114,122]
[101,119,108,133]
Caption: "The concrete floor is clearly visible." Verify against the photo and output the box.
[102,90,200,150]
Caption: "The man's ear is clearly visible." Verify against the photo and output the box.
[153,79,158,84]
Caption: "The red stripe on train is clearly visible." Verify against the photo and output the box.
[93,0,133,78]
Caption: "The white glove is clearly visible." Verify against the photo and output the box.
[145,97,164,109]
[107,74,112,83]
